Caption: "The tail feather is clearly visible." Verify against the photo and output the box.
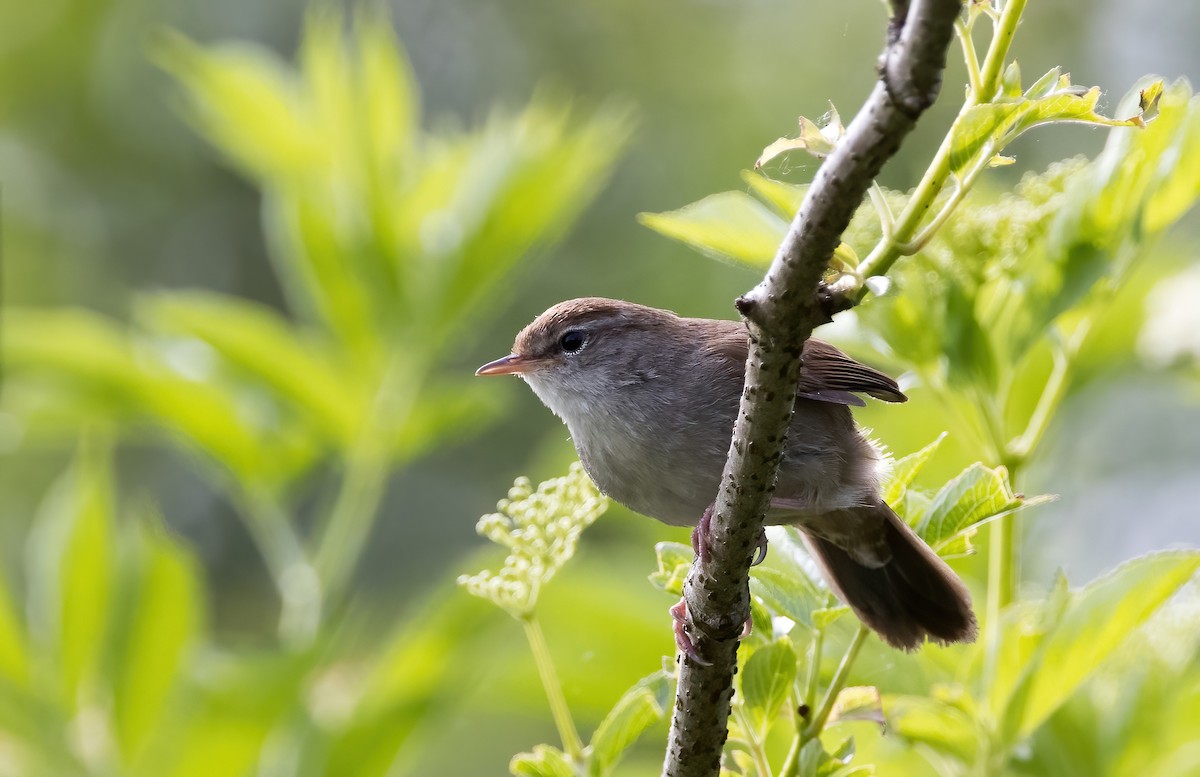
[801,501,977,650]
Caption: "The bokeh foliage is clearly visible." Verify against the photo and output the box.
[0,10,631,776]
[1,2,1199,776]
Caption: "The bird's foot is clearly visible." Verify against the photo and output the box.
[691,505,770,567]
[670,599,712,666]
[752,528,769,566]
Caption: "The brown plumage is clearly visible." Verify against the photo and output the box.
[478,297,976,650]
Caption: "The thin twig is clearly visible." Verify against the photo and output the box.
[660,1,963,775]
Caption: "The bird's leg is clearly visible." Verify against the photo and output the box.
[670,599,712,666]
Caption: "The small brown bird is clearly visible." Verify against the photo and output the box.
[477,298,976,652]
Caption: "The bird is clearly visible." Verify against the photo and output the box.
[476,297,977,655]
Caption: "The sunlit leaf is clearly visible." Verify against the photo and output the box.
[0,571,28,688]
[995,551,1200,745]
[649,542,693,597]
[882,433,947,507]
[588,670,671,777]
[25,443,116,707]
[750,566,823,631]
[139,292,362,448]
[887,694,979,763]
[639,191,788,267]
[741,639,797,734]
[917,463,1024,552]
[741,170,807,216]
[949,71,1156,177]
[113,517,204,763]
[511,745,575,777]
[151,31,320,181]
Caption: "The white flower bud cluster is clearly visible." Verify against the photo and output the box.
[458,461,608,619]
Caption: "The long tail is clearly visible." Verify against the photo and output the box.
[801,501,977,650]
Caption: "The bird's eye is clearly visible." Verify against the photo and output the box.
[559,330,586,353]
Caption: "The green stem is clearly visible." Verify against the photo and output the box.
[781,627,826,777]
[803,628,824,717]
[856,0,1029,291]
[522,615,585,760]
[975,0,1027,104]
[955,18,984,97]
[733,706,775,777]
[801,625,869,741]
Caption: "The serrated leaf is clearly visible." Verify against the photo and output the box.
[588,670,671,777]
[649,542,693,597]
[949,72,1155,177]
[995,551,1200,745]
[882,434,947,506]
[639,191,788,267]
[511,745,575,777]
[741,639,798,734]
[916,463,1023,551]
[750,566,823,631]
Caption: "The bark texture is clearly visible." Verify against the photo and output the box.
[661,2,964,775]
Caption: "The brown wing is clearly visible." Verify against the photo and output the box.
[798,339,906,404]
[696,321,905,406]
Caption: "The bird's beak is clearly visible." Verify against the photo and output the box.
[476,354,540,376]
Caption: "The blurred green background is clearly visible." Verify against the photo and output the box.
[2,0,1199,775]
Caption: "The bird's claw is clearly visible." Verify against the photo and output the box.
[752,528,769,566]
[670,599,712,666]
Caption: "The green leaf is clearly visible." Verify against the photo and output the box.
[916,463,1024,552]
[139,291,362,448]
[881,433,947,507]
[812,606,850,630]
[827,686,884,729]
[588,670,671,777]
[0,571,28,688]
[750,566,823,631]
[943,278,997,391]
[25,443,116,707]
[741,170,807,216]
[151,31,319,182]
[639,191,788,267]
[996,551,1200,745]
[113,516,204,763]
[741,639,798,734]
[649,542,693,597]
[887,694,979,763]
[949,71,1154,177]
[511,745,576,777]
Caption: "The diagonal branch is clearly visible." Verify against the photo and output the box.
[661,2,963,775]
